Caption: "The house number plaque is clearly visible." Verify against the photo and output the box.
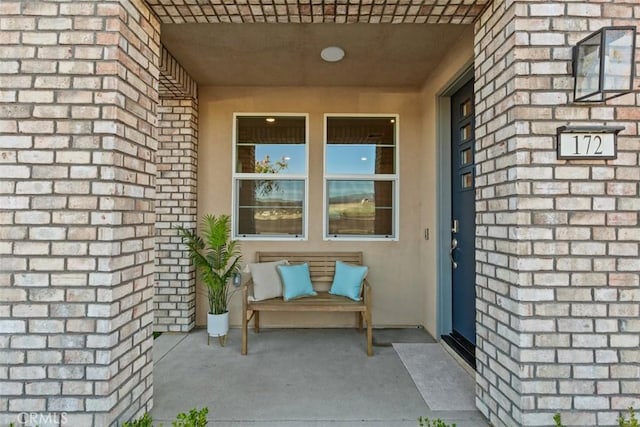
[557,126,624,160]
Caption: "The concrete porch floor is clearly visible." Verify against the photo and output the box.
[152,328,490,427]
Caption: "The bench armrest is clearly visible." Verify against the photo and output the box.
[363,279,372,305]
[242,279,253,308]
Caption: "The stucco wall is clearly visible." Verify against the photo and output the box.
[197,86,430,328]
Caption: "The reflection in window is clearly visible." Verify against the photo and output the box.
[324,116,398,239]
[237,180,304,236]
[461,148,472,166]
[461,98,472,118]
[233,115,307,239]
[461,124,471,141]
[461,172,473,190]
[326,117,395,175]
[236,116,306,175]
[327,180,393,236]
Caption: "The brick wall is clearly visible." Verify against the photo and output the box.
[146,0,489,24]
[0,1,159,425]
[154,46,198,332]
[159,46,197,99]
[474,1,519,424]
[154,96,198,332]
[475,1,640,426]
[2,0,638,425]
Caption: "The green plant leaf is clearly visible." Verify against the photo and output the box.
[619,407,638,427]
[417,417,456,427]
[172,407,208,427]
[553,413,565,427]
[122,412,153,427]
[176,215,241,315]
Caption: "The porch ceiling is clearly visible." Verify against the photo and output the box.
[152,0,485,88]
[160,23,471,87]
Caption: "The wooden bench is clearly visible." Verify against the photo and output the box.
[241,251,373,356]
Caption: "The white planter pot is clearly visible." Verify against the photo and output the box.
[207,312,229,346]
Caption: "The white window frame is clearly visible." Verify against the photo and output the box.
[323,113,400,241]
[232,112,309,241]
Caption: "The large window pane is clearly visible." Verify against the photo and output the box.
[325,115,398,240]
[327,180,393,237]
[234,114,307,239]
[236,116,306,175]
[237,179,304,237]
[326,116,396,175]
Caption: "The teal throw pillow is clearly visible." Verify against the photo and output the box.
[277,263,317,301]
[329,260,368,301]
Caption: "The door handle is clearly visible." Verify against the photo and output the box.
[449,238,458,269]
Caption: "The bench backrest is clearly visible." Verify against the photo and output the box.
[256,251,363,289]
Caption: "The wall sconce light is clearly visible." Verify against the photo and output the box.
[573,26,636,102]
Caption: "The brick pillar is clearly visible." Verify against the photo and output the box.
[474,1,639,426]
[154,98,198,332]
[0,1,159,425]
[154,48,198,332]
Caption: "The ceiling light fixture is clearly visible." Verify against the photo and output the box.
[265,117,276,123]
[321,46,345,63]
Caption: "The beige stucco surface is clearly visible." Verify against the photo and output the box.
[196,27,474,334]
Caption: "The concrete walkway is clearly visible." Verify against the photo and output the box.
[152,328,490,427]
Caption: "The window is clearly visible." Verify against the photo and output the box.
[233,114,308,239]
[324,115,398,240]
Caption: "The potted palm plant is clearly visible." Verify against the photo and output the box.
[177,214,241,346]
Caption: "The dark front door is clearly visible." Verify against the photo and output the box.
[443,78,476,368]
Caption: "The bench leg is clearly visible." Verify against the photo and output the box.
[241,309,248,355]
[357,312,363,332]
[366,311,373,356]
[254,311,260,333]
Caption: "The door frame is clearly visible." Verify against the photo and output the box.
[435,62,475,339]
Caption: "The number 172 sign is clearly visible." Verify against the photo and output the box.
[557,126,623,160]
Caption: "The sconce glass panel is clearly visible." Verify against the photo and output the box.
[603,28,635,91]
[573,26,636,102]
[574,32,602,101]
